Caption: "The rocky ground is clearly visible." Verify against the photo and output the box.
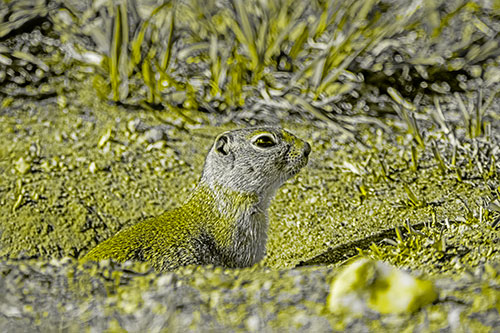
[0,77,499,331]
[1,0,499,331]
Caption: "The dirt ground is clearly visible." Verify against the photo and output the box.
[0,76,499,331]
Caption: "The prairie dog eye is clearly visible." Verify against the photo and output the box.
[252,134,276,148]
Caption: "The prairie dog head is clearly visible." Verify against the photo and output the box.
[201,127,311,199]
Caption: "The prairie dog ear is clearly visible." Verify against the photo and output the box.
[214,133,231,156]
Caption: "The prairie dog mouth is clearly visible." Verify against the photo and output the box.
[285,143,310,177]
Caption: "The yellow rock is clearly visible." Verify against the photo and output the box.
[327,258,438,315]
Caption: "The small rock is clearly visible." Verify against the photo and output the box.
[146,141,166,151]
[246,315,260,332]
[89,161,97,174]
[98,128,113,148]
[326,258,437,315]
[40,160,51,172]
[142,128,165,143]
[14,157,31,174]
[127,118,142,133]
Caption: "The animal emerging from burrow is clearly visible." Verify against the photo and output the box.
[83,127,311,271]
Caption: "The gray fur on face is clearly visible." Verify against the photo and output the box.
[200,127,310,205]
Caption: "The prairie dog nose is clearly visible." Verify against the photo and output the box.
[303,141,311,158]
